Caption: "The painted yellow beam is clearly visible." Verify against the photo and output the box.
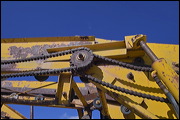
[47,40,126,53]
[1,36,95,43]
[1,104,27,119]
[1,80,85,89]
[71,79,88,107]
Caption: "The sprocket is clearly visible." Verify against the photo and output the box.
[70,48,94,72]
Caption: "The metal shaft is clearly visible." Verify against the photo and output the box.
[153,75,179,118]
[30,105,34,119]
[140,41,158,62]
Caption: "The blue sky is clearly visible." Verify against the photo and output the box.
[1,1,179,119]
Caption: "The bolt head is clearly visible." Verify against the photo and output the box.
[95,100,101,105]
[121,105,131,115]
[77,53,85,61]
[127,72,134,80]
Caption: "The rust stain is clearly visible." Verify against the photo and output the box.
[85,83,97,94]
[158,59,162,62]
[80,36,89,40]
[17,82,21,87]
[173,46,176,52]
[1,111,10,118]
[1,64,17,71]
[162,72,166,77]
[173,75,179,87]
[1,81,13,87]
[8,41,92,59]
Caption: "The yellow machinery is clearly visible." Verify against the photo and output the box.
[1,34,179,119]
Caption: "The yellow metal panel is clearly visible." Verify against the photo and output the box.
[94,48,126,57]
[1,104,27,119]
[86,65,175,118]
[90,81,159,119]
[86,65,166,103]
[14,61,70,70]
[146,43,179,66]
[144,99,177,119]
[107,103,141,119]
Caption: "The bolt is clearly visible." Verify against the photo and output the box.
[35,94,44,100]
[95,100,101,105]
[125,108,130,112]
[10,93,18,99]
[62,92,67,97]
[94,41,98,44]
[121,105,131,115]
[173,62,179,67]
[175,63,179,67]
[127,72,134,80]
[77,53,85,61]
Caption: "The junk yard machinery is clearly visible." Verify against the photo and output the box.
[1,34,179,119]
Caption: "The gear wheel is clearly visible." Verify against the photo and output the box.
[70,48,94,72]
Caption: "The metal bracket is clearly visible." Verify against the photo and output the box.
[125,34,146,49]
[56,73,72,105]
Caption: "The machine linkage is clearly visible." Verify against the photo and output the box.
[1,47,169,103]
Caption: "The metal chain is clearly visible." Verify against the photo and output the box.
[1,47,153,79]
[1,47,91,79]
[94,54,153,72]
[81,74,169,103]
[1,47,90,65]
[1,67,75,79]
[1,47,168,103]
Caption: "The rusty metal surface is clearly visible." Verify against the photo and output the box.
[8,41,92,59]
[1,81,13,87]
[85,83,98,94]
[1,64,18,72]
[1,97,56,105]
[1,87,56,95]
[78,87,89,95]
